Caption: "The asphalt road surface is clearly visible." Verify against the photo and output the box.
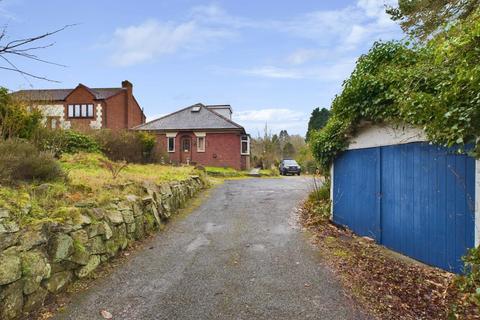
[53,177,368,320]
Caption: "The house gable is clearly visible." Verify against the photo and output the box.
[64,84,97,101]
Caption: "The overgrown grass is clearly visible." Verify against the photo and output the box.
[62,153,195,191]
[0,152,197,226]
[205,166,279,177]
[259,168,280,176]
[204,166,245,177]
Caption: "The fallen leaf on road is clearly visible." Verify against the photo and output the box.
[100,310,113,319]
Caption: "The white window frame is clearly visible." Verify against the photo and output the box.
[87,104,94,117]
[167,137,175,153]
[241,135,250,155]
[197,136,206,152]
[74,104,81,117]
[68,104,94,118]
[68,105,74,117]
[81,104,87,117]
[194,132,206,153]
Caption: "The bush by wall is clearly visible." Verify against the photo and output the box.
[34,129,99,157]
[93,130,156,163]
[0,139,64,184]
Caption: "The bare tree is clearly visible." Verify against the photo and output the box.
[0,24,73,83]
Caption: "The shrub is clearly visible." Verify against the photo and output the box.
[94,130,156,163]
[33,129,99,157]
[61,130,99,154]
[0,139,64,183]
[0,87,43,140]
[308,176,330,203]
[449,246,480,317]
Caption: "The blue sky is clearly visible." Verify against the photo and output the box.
[0,0,403,136]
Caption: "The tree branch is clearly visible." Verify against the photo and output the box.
[0,24,75,82]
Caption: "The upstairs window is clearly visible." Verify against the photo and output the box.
[241,135,250,155]
[167,137,175,152]
[68,104,94,118]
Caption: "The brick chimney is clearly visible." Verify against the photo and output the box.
[122,80,133,97]
[122,80,133,128]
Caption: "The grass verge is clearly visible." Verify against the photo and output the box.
[0,152,198,226]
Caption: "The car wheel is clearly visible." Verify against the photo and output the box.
[297,172,301,176]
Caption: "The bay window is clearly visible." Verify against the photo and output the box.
[68,104,94,118]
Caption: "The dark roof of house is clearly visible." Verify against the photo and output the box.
[11,86,125,101]
[134,103,245,132]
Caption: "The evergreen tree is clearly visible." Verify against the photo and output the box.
[306,107,330,141]
[282,142,296,159]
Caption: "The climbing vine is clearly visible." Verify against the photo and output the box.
[310,9,480,170]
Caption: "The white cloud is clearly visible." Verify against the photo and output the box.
[357,0,397,25]
[108,1,401,67]
[241,66,303,79]
[233,108,308,135]
[235,108,304,122]
[282,0,399,50]
[238,57,356,81]
[234,0,401,80]
[109,11,235,66]
[190,4,257,29]
[286,49,318,65]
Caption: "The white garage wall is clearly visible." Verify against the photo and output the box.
[347,123,427,150]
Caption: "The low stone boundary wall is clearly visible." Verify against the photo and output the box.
[0,175,207,319]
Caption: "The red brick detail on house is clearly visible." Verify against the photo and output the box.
[63,85,99,131]
[12,81,146,131]
[104,92,126,130]
[154,131,248,170]
[122,81,145,128]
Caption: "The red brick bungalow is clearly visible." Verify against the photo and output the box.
[134,103,251,170]
[11,80,145,130]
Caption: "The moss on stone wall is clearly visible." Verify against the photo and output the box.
[0,175,207,319]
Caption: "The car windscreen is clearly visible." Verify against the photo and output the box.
[283,160,298,166]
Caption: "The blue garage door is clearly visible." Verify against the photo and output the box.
[333,142,475,273]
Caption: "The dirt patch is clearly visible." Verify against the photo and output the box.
[297,200,478,320]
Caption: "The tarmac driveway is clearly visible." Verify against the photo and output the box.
[54,177,368,320]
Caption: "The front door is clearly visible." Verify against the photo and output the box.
[180,136,192,164]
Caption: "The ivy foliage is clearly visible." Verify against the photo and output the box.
[310,9,480,169]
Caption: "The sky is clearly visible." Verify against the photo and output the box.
[0,0,403,136]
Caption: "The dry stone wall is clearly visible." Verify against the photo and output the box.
[0,175,207,319]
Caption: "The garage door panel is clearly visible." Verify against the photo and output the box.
[333,148,380,240]
[333,142,475,273]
